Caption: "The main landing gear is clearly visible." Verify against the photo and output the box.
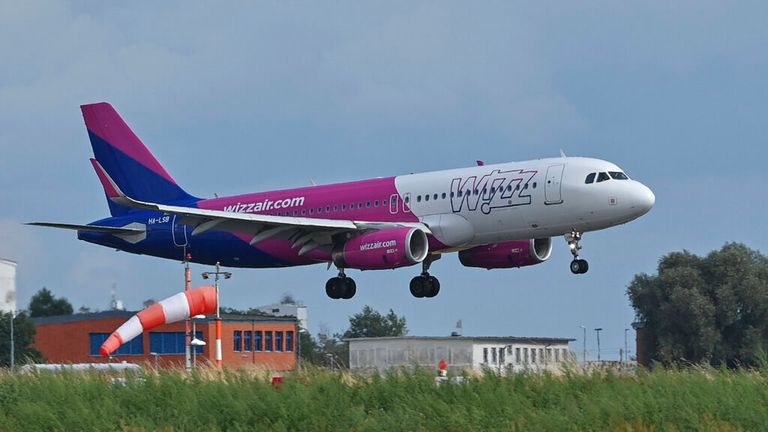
[565,231,589,274]
[410,255,441,298]
[326,269,356,299]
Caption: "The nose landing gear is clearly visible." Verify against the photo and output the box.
[410,254,441,298]
[326,269,357,299]
[565,231,589,274]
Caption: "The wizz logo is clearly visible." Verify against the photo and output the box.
[450,169,537,215]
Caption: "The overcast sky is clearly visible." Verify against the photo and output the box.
[1,1,766,360]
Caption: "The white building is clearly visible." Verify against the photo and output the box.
[0,259,16,314]
[347,336,576,374]
[255,302,307,331]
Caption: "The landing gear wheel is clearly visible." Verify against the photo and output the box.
[410,276,427,298]
[570,259,589,274]
[425,276,440,297]
[326,272,357,299]
[341,278,357,299]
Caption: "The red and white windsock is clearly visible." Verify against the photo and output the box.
[99,286,217,357]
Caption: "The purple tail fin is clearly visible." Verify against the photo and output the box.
[81,102,196,215]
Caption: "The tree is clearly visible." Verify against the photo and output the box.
[628,243,768,367]
[0,312,43,366]
[343,305,408,339]
[28,288,73,318]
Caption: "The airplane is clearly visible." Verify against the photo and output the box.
[30,102,655,300]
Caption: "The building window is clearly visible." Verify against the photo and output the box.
[515,347,521,364]
[255,331,263,352]
[234,331,242,352]
[524,348,529,364]
[555,349,560,362]
[545,348,550,362]
[286,331,294,352]
[499,347,505,364]
[483,347,488,363]
[149,332,201,355]
[265,331,273,352]
[562,348,569,362]
[531,348,537,364]
[90,333,144,356]
[244,331,252,352]
[276,331,283,352]
[491,347,497,364]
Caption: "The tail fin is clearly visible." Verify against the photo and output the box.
[81,102,196,216]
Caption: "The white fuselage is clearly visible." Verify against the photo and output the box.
[396,157,655,248]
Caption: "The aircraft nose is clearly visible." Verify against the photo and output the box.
[632,182,655,215]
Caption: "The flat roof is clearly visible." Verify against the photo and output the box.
[34,310,297,326]
[345,336,575,343]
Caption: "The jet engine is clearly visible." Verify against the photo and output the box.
[332,227,429,270]
[458,238,552,269]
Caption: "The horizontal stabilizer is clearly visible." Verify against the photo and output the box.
[26,222,145,234]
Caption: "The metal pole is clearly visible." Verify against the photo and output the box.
[184,254,192,372]
[192,318,197,369]
[580,325,586,364]
[215,262,223,369]
[594,328,603,362]
[9,311,15,372]
[624,328,629,367]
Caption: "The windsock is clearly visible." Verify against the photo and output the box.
[100,286,217,357]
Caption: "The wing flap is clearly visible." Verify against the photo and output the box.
[26,222,145,234]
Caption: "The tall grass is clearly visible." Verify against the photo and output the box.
[0,366,766,431]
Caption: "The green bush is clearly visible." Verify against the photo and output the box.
[0,366,765,431]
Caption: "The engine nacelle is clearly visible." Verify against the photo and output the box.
[458,238,553,269]
[332,227,429,270]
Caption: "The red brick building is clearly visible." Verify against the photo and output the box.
[34,311,297,370]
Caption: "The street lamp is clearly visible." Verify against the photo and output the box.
[594,328,603,362]
[202,262,231,368]
[624,328,629,367]
[579,325,586,364]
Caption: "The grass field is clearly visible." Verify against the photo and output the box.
[0,366,766,431]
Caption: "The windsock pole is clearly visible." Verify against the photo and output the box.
[215,262,223,368]
[184,253,192,371]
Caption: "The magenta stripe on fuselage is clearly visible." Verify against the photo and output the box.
[81,103,177,185]
[197,177,420,223]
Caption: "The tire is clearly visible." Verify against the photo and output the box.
[409,276,426,298]
[570,260,581,274]
[426,276,440,298]
[342,278,357,299]
[326,277,340,299]
[578,259,589,274]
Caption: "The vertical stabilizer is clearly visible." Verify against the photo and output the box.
[81,102,196,215]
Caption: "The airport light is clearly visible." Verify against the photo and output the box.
[202,262,231,368]
[594,328,603,362]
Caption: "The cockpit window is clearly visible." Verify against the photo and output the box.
[597,172,610,182]
[609,171,629,180]
[585,173,596,184]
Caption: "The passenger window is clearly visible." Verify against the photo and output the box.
[585,173,596,184]
[333,205,338,212]
[609,171,629,180]
[597,172,610,182]
[366,201,371,208]
[358,202,362,209]
[417,196,422,202]
[474,189,479,195]
[404,196,410,203]
[425,194,430,201]
[301,209,306,215]
[326,206,331,212]
[523,184,528,189]
[507,185,512,192]
[374,200,379,207]
[341,204,346,211]
[309,209,314,215]
[457,190,462,197]
[442,192,446,199]
[450,192,455,198]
